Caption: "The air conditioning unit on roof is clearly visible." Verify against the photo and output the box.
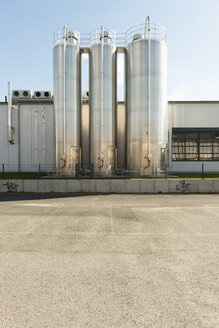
[34,91,52,99]
[12,90,32,99]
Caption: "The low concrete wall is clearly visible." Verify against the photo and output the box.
[0,179,218,193]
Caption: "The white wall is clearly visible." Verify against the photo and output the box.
[0,102,55,172]
[168,101,219,172]
[1,100,219,173]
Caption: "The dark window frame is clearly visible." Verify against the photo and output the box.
[172,128,219,161]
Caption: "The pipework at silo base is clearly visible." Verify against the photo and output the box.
[56,165,168,179]
[54,142,167,177]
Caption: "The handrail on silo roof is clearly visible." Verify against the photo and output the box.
[53,22,166,48]
[53,26,80,46]
[89,27,117,47]
[125,22,166,44]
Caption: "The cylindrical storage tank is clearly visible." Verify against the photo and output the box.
[90,28,116,175]
[53,27,81,174]
[126,22,167,175]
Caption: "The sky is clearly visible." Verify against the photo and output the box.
[0,0,219,101]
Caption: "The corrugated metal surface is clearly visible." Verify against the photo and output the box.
[0,103,55,171]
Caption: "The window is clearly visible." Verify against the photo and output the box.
[172,130,198,161]
[172,128,219,161]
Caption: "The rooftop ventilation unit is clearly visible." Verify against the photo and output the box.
[34,91,52,99]
[12,90,32,99]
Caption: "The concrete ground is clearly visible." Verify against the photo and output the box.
[0,194,218,328]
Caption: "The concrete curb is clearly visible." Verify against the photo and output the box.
[0,179,218,193]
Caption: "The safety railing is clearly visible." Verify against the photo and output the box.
[53,27,80,46]
[53,21,166,48]
[89,28,117,47]
[125,22,166,44]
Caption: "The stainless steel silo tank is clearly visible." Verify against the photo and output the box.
[53,27,81,174]
[90,28,116,174]
[126,22,168,175]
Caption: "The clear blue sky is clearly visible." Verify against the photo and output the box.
[0,0,219,101]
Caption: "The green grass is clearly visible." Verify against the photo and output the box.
[1,172,219,180]
[173,173,219,179]
[0,172,47,179]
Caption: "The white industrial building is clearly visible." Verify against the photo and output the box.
[168,101,219,173]
[1,97,219,174]
[0,97,55,172]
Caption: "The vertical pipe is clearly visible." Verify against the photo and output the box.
[147,17,151,161]
[89,50,92,167]
[42,106,46,167]
[8,82,12,143]
[18,104,20,171]
[63,25,67,156]
[101,25,104,159]
[143,16,151,170]
[34,111,38,166]
[125,48,128,170]
[115,49,118,170]
[78,48,82,172]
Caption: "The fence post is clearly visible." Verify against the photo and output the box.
[202,163,204,179]
[39,163,41,173]
[91,164,94,178]
[2,164,4,179]
[75,164,79,178]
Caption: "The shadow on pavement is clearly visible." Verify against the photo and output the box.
[0,193,105,202]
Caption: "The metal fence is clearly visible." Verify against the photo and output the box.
[74,164,168,178]
[0,163,167,178]
[0,164,56,174]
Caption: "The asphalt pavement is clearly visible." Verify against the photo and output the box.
[0,194,218,328]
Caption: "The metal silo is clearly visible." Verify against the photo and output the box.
[90,27,116,175]
[126,18,167,175]
[53,26,81,174]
